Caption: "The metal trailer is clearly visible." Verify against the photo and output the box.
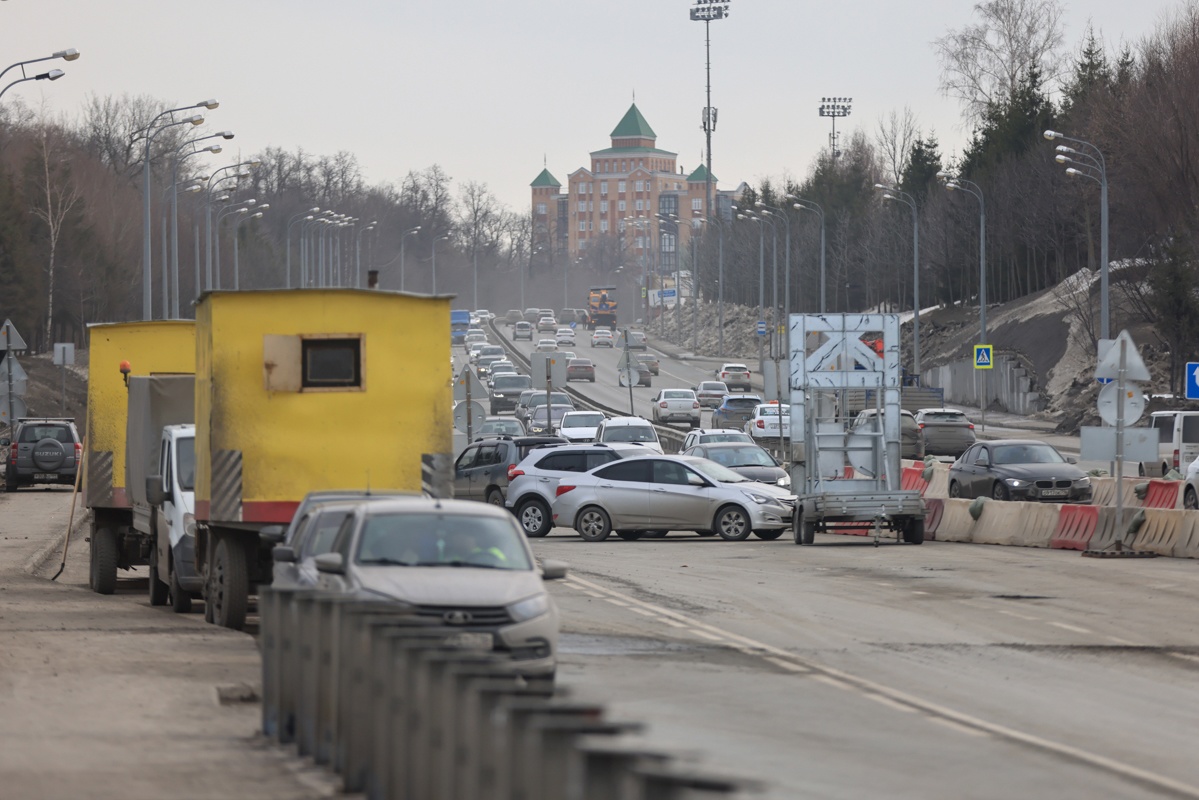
[788,314,925,545]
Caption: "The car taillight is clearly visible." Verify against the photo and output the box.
[556,485,576,497]
[74,443,82,462]
[1174,449,1180,469]
[721,372,728,378]
[507,466,524,480]
[756,420,765,429]
[660,402,668,408]
[968,424,975,430]
[918,423,925,429]
[693,402,700,409]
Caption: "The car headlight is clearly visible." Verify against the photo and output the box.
[741,490,771,504]
[1075,477,1091,488]
[1004,478,1026,488]
[509,593,550,622]
[493,393,505,398]
[776,475,791,488]
[184,513,196,538]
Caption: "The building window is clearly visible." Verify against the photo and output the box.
[635,180,643,192]
[618,181,626,193]
[588,201,594,211]
[578,220,586,232]
[600,219,609,233]
[302,337,362,390]
[536,203,547,215]
[578,201,586,213]
[635,199,644,212]
[636,236,645,249]
[618,220,626,233]
[618,200,626,212]
[580,240,588,250]
[692,198,702,211]
[600,200,608,213]
[621,160,627,172]
[589,221,594,231]
[661,233,676,253]
[600,181,608,195]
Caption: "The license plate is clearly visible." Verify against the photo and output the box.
[1041,489,1069,498]
[443,632,494,650]
[35,473,59,480]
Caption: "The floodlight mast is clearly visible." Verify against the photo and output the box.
[818,96,853,159]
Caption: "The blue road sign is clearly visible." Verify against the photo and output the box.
[660,288,677,299]
[1097,377,1112,385]
[974,344,993,370]
[1187,362,1199,400]
[756,321,767,336]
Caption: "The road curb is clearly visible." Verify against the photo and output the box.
[22,507,91,577]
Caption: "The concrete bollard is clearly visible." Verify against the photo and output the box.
[293,591,327,757]
[464,682,555,800]
[632,764,760,799]
[573,739,673,800]
[437,661,523,800]
[523,718,641,800]
[258,586,289,740]
[274,587,305,745]
[493,700,607,800]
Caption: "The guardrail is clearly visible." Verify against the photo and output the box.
[487,319,688,454]
[260,587,757,799]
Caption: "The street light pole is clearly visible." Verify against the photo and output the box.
[233,211,264,290]
[758,202,791,326]
[171,134,230,315]
[1045,130,1110,340]
[939,171,988,430]
[287,208,319,289]
[356,222,376,288]
[432,234,450,294]
[689,1,729,266]
[875,184,921,379]
[0,47,77,103]
[399,226,421,291]
[738,210,766,369]
[204,160,256,291]
[789,196,827,313]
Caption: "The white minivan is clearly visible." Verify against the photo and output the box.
[1141,411,1199,477]
[594,416,663,454]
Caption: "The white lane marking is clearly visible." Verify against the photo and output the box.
[875,582,893,587]
[628,607,657,618]
[562,573,1199,797]
[661,618,688,629]
[583,591,605,598]
[1107,636,1135,645]
[912,590,929,595]
[604,598,629,607]
[1169,652,1199,665]
[1047,621,1091,634]
[812,675,853,691]
[929,717,990,738]
[863,692,918,713]
[691,629,726,643]
[765,656,811,673]
[996,609,1041,622]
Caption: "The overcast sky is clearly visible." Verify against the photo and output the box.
[0,1,1186,213]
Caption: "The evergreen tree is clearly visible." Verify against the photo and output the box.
[900,135,944,202]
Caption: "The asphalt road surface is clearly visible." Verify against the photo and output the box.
[535,528,1199,799]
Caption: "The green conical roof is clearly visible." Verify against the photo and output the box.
[687,164,717,183]
[610,104,656,139]
[530,168,561,188]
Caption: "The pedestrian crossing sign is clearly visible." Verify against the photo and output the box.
[974,344,993,370]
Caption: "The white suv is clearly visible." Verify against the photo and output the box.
[505,443,640,536]
[681,428,754,450]
[717,363,752,391]
[650,389,701,427]
[594,416,663,454]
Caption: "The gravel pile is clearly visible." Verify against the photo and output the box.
[648,300,770,360]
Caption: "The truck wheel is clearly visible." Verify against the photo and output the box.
[148,554,169,606]
[90,525,119,595]
[794,508,816,545]
[170,561,193,613]
[212,535,249,630]
[517,498,552,537]
[714,505,752,541]
[903,517,926,545]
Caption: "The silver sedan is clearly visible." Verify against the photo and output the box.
[550,455,796,542]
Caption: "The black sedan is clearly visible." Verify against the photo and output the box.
[681,442,790,489]
[948,439,1091,502]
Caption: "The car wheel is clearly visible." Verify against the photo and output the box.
[616,531,643,541]
[517,498,552,537]
[486,489,505,507]
[1186,486,1199,511]
[754,529,784,540]
[90,524,119,595]
[211,535,248,630]
[575,507,612,542]
[714,505,752,541]
[148,553,169,606]
[992,482,1010,501]
[903,517,925,545]
[948,481,961,498]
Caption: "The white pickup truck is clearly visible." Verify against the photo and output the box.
[651,389,702,427]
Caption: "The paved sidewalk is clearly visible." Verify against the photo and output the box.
[0,488,334,800]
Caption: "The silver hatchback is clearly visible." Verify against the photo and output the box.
[551,455,796,542]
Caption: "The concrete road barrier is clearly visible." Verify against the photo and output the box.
[1169,512,1199,559]
[1090,477,1142,507]
[934,499,977,542]
[923,499,945,541]
[1129,508,1187,556]
[1087,506,1136,552]
[901,466,930,496]
[925,469,949,498]
[971,501,1060,547]
[1142,479,1185,510]
[1050,505,1099,551]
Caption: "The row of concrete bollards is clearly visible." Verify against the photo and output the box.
[259,587,759,800]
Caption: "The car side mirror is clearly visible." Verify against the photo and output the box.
[541,559,569,580]
[315,552,345,575]
[1067,456,1078,465]
[145,476,167,506]
[0,437,9,447]
[260,525,286,544]
[272,545,297,563]
[687,473,708,487]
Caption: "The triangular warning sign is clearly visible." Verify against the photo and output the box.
[0,320,27,351]
[1096,330,1151,382]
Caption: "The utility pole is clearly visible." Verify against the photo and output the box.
[818,97,852,159]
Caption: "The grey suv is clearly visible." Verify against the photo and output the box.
[505,443,640,536]
[4,418,81,491]
[453,436,565,505]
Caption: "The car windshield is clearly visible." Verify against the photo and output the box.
[699,382,727,391]
[756,405,788,416]
[569,359,592,367]
[663,391,694,399]
[923,412,968,423]
[725,398,761,410]
[356,512,532,570]
[176,437,196,491]
[531,405,572,423]
[704,433,749,443]
[493,376,532,391]
[724,365,748,372]
[479,420,523,435]
[529,393,571,408]
[19,424,74,443]
[689,459,750,483]
[705,446,775,467]
[563,413,604,427]
[603,425,658,443]
[992,444,1066,465]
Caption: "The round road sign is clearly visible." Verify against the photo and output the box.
[453,400,487,433]
[619,367,640,387]
[1097,381,1145,427]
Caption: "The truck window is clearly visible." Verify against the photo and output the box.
[176,437,196,491]
[302,337,362,389]
[1153,415,1176,443]
[1183,416,1199,443]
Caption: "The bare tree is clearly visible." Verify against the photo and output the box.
[875,107,919,187]
[934,0,1067,125]
[28,114,82,346]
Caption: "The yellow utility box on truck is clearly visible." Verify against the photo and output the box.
[194,289,452,628]
[84,321,196,594]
